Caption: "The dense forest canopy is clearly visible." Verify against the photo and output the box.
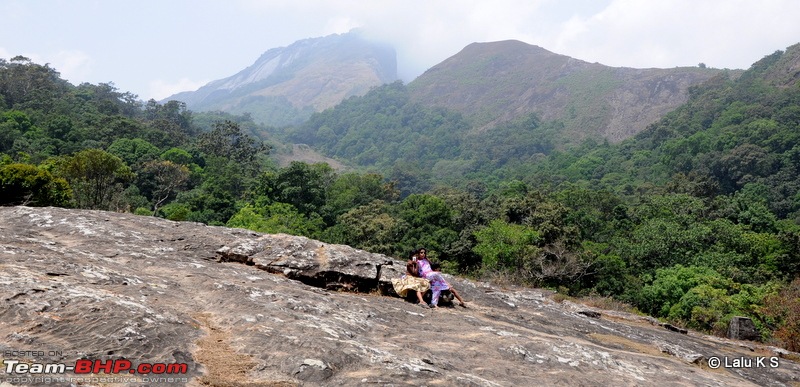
[1,46,800,351]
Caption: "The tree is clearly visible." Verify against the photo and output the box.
[0,163,72,206]
[0,56,70,109]
[107,138,160,169]
[434,187,489,271]
[144,100,194,137]
[473,219,539,274]
[326,200,401,255]
[0,110,34,153]
[710,144,775,193]
[76,82,141,117]
[197,120,269,169]
[227,202,323,237]
[761,278,800,351]
[160,147,193,166]
[636,265,729,318]
[56,149,133,210]
[140,160,190,214]
[396,193,458,255]
[324,172,397,220]
[254,162,335,220]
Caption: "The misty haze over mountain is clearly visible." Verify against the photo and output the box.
[165,31,396,127]
[166,31,720,143]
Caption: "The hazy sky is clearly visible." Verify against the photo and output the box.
[3,0,800,101]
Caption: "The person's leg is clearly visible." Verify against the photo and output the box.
[415,291,426,305]
[450,286,466,307]
[430,289,441,307]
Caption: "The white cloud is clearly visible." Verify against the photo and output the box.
[201,0,800,82]
[0,49,92,83]
[148,78,210,101]
[6,0,800,99]
[51,50,93,84]
[232,0,555,80]
[546,0,800,69]
[324,16,361,35]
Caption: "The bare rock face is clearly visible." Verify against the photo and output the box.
[1,206,799,386]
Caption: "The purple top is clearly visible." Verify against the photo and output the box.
[418,258,449,291]
[418,258,432,278]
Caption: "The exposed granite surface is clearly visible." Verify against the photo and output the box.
[1,206,798,386]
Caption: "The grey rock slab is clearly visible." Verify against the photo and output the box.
[1,206,798,386]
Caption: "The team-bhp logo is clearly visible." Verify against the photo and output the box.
[4,359,188,375]
[2,355,190,385]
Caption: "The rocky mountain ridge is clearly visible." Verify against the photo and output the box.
[1,206,798,386]
[408,40,726,142]
[167,33,731,144]
[165,31,397,127]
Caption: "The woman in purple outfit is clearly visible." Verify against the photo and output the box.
[416,248,466,308]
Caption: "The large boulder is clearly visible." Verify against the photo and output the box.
[215,233,403,292]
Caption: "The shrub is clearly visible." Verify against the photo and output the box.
[0,163,72,206]
[761,278,800,351]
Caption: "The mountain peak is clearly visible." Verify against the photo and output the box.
[408,40,721,142]
[420,40,570,78]
[463,39,558,55]
[165,31,397,127]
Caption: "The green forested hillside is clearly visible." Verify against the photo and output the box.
[287,81,467,167]
[283,81,565,191]
[281,44,800,349]
[2,47,800,352]
[525,45,800,220]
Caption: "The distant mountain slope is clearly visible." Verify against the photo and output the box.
[408,40,724,142]
[758,42,800,87]
[520,42,800,216]
[165,31,397,127]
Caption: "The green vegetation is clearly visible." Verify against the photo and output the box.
[2,46,800,350]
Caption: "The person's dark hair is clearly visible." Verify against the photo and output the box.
[431,261,441,271]
[409,250,417,259]
[417,247,427,256]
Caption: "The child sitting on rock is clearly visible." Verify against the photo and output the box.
[423,260,466,309]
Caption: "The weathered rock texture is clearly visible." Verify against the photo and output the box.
[1,206,799,386]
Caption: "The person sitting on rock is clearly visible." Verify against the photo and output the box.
[391,250,430,307]
[416,248,466,308]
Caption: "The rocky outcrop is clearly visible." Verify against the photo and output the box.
[216,233,402,293]
[1,206,798,386]
[761,43,800,88]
